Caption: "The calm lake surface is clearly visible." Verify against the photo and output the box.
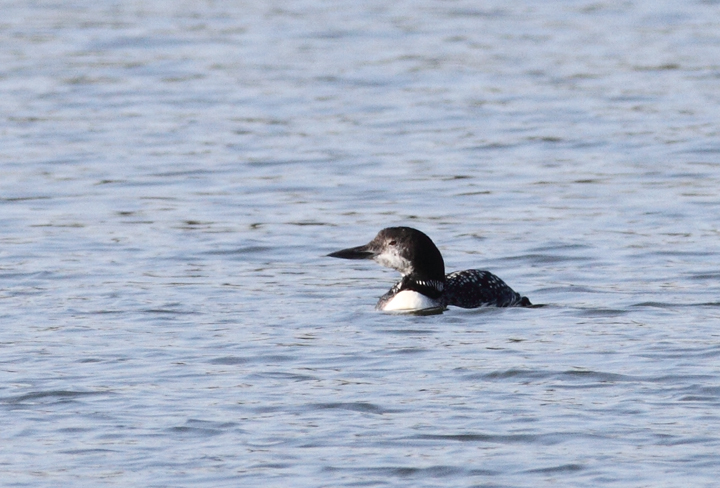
[3,1,720,486]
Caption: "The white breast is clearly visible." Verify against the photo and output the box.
[381,290,441,312]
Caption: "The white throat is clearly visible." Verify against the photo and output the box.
[373,249,413,275]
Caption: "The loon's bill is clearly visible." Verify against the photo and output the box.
[328,226,531,312]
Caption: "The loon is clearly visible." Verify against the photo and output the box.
[328,227,531,312]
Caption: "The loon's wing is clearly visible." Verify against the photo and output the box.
[444,269,530,308]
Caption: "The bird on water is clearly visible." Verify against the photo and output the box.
[328,226,531,313]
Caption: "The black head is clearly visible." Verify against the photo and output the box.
[328,227,445,281]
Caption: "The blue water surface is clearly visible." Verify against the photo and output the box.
[2,1,720,486]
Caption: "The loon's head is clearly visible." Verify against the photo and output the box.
[328,227,445,281]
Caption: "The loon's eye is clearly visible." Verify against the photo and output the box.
[388,240,397,246]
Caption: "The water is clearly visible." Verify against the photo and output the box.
[2,0,720,486]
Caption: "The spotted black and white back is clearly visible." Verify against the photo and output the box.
[442,269,530,308]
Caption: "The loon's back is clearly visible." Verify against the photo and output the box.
[442,269,530,308]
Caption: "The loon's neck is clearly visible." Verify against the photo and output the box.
[378,273,445,312]
[396,272,445,300]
